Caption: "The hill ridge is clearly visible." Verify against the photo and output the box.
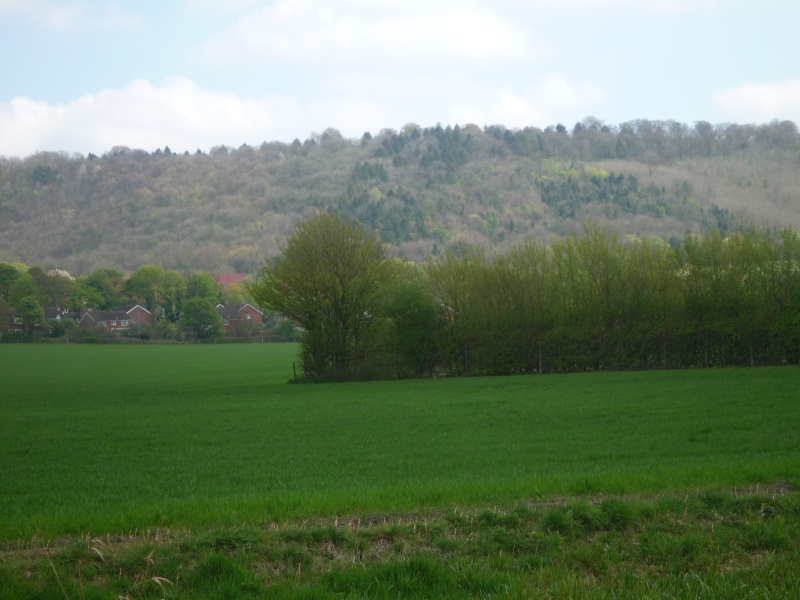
[1,119,798,275]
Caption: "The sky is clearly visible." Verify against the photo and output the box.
[1,0,799,158]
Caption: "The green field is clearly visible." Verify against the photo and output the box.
[1,344,799,597]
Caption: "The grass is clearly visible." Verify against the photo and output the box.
[1,344,799,596]
[1,489,798,598]
[1,344,799,540]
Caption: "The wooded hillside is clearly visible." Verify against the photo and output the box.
[1,118,798,275]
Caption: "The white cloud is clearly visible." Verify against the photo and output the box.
[0,73,610,157]
[0,77,406,157]
[203,0,533,64]
[712,80,800,123]
[450,76,608,128]
[0,97,65,156]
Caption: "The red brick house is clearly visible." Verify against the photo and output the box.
[4,310,24,335]
[4,308,76,335]
[215,303,264,336]
[78,304,151,332]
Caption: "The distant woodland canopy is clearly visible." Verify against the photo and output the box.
[1,118,799,275]
[251,214,800,381]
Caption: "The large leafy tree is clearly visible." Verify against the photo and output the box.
[80,268,125,309]
[250,213,396,380]
[126,265,166,312]
[425,244,487,375]
[17,296,45,334]
[8,272,42,307]
[382,262,445,378]
[187,272,221,304]
[69,280,104,310]
[179,298,223,339]
[125,265,188,322]
[29,267,74,309]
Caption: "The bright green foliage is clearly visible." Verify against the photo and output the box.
[381,264,445,377]
[676,227,800,367]
[68,278,104,310]
[250,213,397,380]
[125,264,167,313]
[79,268,125,309]
[250,220,800,378]
[425,244,487,374]
[124,265,187,322]
[7,272,41,307]
[0,262,22,300]
[179,298,223,339]
[187,272,222,304]
[423,226,800,375]
[26,266,74,309]
[15,296,44,333]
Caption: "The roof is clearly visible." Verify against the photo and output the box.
[80,309,131,322]
[43,308,81,320]
[78,304,149,323]
[215,303,263,320]
[120,304,151,315]
[212,273,247,287]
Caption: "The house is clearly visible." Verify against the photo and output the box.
[3,308,76,335]
[44,308,80,323]
[215,303,264,336]
[4,310,24,335]
[78,304,152,332]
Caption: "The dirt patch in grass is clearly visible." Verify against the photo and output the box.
[3,482,796,556]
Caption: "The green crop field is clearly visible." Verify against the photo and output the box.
[1,344,799,598]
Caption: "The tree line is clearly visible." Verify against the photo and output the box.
[251,214,800,381]
[0,263,278,341]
